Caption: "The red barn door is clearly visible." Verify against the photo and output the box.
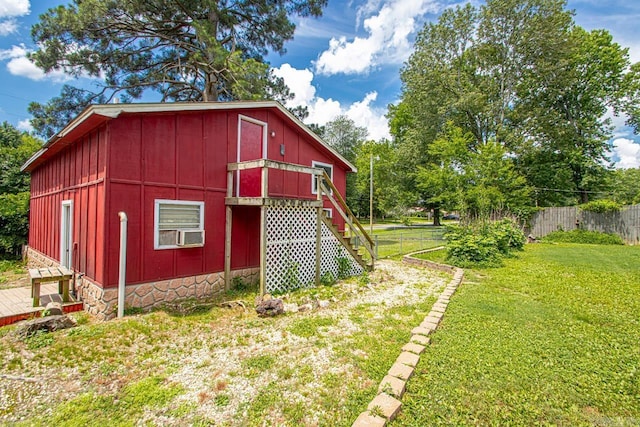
[237,116,266,197]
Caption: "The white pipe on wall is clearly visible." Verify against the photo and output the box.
[117,212,128,318]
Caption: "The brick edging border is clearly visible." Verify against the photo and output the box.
[352,247,463,426]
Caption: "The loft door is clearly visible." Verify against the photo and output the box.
[237,116,266,197]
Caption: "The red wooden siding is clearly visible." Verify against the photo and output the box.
[29,105,350,291]
[28,125,107,285]
[105,111,262,288]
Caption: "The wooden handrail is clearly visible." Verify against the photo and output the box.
[320,181,375,259]
[226,159,375,263]
[320,172,375,247]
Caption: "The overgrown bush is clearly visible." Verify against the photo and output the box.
[542,229,624,245]
[579,199,622,213]
[490,219,526,254]
[444,219,525,267]
[0,191,29,259]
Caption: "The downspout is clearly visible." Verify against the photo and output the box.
[117,212,128,318]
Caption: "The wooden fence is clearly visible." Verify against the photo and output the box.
[530,204,640,244]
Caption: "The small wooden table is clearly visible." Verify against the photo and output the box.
[29,267,73,307]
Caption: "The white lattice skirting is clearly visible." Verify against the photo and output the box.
[265,205,363,293]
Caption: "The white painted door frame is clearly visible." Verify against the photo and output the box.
[60,200,73,269]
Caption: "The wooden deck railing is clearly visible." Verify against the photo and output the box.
[226,159,376,266]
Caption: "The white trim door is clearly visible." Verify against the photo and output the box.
[236,115,268,197]
[60,200,73,269]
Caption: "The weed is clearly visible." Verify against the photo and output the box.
[358,270,370,286]
[215,393,230,406]
[370,405,385,418]
[336,256,351,279]
[288,316,335,338]
[320,271,336,286]
[25,330,54,350]
[214,379,228,391]
[284,260,301,290]
[542,229,624,245]
[242,355,275,378]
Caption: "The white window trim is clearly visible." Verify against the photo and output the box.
[236,115,268,197]
[312,160,333,195]
[323,208,333,219]
[154,199,205,250]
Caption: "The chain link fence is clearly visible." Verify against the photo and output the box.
[354,226,446,259]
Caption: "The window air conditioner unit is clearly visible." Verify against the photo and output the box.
[176,229,205,247]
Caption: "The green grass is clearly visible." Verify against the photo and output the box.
[412,248,447,264]
[542,229,624,245]
[395,243,640,426]
[32,376,183,427]
[366,226,445,259]
[0,259,26,286]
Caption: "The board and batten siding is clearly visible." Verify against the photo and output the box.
[29,125,108,285]
[530,204,640,244]
[28,105,349,291]
[104,109,346,288]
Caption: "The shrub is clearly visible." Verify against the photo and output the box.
[489,219,526,254]
[579,199,622,213]
[444,225,503,267]
[0,191,29,258]
[542,229,624,245]
[444,219,525,267]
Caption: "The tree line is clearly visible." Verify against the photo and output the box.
[3,0,640,260]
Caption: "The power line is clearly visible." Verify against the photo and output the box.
[532,187,613,195]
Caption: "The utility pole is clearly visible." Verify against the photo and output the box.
[370,152,374,234]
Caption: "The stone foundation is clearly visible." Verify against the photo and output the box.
[25,246,259,321]
[24,246,59,269]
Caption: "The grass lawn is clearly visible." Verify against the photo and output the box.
[0,259,27,289]
[396,243,640,426]
[368,227,445,259]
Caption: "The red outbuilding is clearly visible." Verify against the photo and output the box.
[22,101,374,319]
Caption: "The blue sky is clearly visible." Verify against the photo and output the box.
[0,0,639,168]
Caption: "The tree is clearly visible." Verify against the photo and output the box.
[516,27,629,204]
[0,123,41,194]
[28,0,326,137]
[415,124,530,220]
[354,140,400,220]
[392,0,636,212]
[607,168,640,205]
[321,116,368,208]
[0,123,41,258]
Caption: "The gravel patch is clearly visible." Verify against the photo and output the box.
[0,260,449,425]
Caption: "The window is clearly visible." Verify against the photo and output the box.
[154,200,205,249]
[323,208,333,218]
[312,161,333,194]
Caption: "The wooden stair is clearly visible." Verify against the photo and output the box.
[317,171,376,270]
[320,214,372,270]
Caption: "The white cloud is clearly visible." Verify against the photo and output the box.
[0,18,16,35]
[272,64,316,105]
[273,63,391,141]
[17,118,33,133]
[0,43,73,82]
[611,137,640,169]
[0,0,29,18]
[603,106,630,138]
[345,92,390,140]
[315,0,440,75]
